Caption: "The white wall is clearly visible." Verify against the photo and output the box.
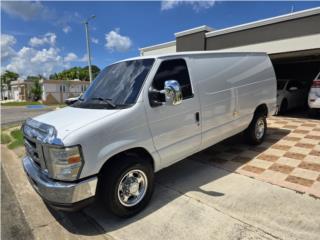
[141,44,176,56]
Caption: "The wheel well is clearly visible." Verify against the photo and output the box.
[254,104,268,117]
[99,147,155,175]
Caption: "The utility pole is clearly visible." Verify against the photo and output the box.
[82,15,96,83]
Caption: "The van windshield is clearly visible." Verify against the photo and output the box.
[72,59,155,109]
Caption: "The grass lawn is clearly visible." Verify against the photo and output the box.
[1,127,24,150]
[1,133,11,144]
[1,101,42,106]
[8,129,24,149]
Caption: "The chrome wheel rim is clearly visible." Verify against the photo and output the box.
[117,169,148,207]
[255,118,265,140]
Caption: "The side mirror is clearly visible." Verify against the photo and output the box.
[161,80,183,106]
[289,86,298,91]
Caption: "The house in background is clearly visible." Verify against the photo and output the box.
[10,79,34,101]
[41,79,90,104]
[0,83,12,100]
[10,79,90,104]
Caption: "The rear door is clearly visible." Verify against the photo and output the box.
[144,58,201,168]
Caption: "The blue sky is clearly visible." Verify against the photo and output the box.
[1,1,320,78]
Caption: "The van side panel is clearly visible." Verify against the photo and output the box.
[189,53,276,149]
[234,55,277,128]
[189,55,236,149]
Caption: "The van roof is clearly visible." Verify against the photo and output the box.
[115,51,268,64]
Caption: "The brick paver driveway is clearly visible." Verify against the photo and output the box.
[193,116,320,198]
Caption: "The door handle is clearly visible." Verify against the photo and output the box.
[195,112,200,125]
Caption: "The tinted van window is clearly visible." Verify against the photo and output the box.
[152,59,193,99]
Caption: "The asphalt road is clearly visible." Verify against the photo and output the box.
[1,106,57,126]
[1,167,34,240]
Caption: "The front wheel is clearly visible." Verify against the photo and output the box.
[98,154,154,218]
[244,113,267,145]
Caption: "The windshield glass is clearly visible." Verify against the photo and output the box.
[72,58,154,109]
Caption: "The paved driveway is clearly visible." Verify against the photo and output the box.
[195,116,320,197]
[2,115,320,240]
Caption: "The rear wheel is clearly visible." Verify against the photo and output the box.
[98,153,154,218]
[244,112,267,145]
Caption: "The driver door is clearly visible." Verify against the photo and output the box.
[144,58,201,168]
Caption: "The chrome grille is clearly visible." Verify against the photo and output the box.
[24,138,40,167]
[24,136,47,171]
[22,118,57,173]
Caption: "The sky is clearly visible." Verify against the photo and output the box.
[1,1,320,79]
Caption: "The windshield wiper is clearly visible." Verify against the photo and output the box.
[89,97,116,108]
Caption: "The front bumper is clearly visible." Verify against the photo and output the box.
[308,99,320,109]
[22,156,97,210]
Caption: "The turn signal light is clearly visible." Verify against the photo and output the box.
[312,80,320,88]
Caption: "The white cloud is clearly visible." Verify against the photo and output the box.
[1,34,17,62]
[91,37,99,44]
[80,53,92,63]
[5,47,66,78]
[1,34,85,78]
[161,0,215,11]
[105,28,132,52]
[64,52,78,62]
[62,25,72,34]
[29,33,57,47]
[1,1,52,21]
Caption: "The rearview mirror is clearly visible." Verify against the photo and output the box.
[161,80,182,106]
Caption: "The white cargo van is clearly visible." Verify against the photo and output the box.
[22,52,277,217]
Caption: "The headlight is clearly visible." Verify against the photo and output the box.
[48,146,84,181]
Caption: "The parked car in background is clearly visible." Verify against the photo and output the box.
[308,72,320,116]
[277,79,308,114]
[65,96,80,105]
[22,52,277,217]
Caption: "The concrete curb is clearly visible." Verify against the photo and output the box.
[1,145,111,240]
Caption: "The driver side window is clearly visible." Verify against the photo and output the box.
[152,59,193,99]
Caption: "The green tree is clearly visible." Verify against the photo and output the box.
[83,65,100,80]
[31,79,43,101]
[1,70,19,99]
[26,75,41,81]
[1,70,19,90]
[48,65,100,81]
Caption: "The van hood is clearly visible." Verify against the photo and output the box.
[33,106,119,139]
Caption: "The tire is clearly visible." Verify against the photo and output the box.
[244,112,267,145]
[279,99,288,115]
[98,153,154,218]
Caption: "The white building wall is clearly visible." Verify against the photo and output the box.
[140,41,176,56]
[141,44,176,56]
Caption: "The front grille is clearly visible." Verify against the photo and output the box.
[24,137,45,170]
